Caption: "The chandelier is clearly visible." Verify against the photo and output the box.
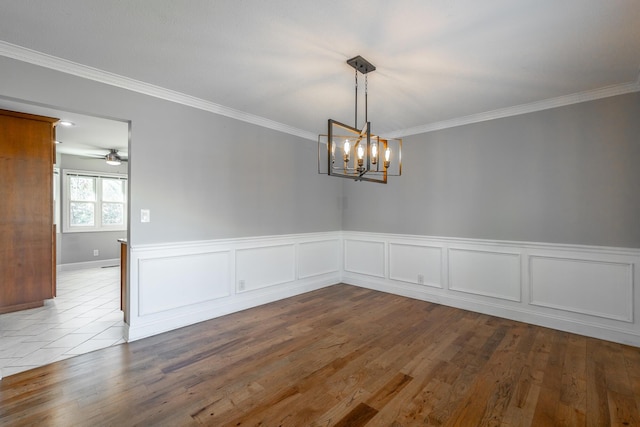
[318,55,402,183]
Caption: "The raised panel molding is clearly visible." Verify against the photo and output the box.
[529,255,633,322]
[449,248,521,302]
[389,243,442,288]
[138,251,230,316]
[236,244,296,292]
[298,239,340,279]
[344,239,385,278]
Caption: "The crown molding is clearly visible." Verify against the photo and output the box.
[0,41,318,141]
[2,41,638,141]
[387,74,640,138]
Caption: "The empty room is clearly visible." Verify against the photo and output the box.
[1,1,640,425]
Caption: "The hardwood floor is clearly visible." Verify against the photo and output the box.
[1,284,639,426]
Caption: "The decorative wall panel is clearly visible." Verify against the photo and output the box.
[298,239,340,279]
[236,244,296,291]
[530,256,633,322]
[138,251,230,315]
[344,239,385,278]
[389,243,442,288]
[449,248,521,301]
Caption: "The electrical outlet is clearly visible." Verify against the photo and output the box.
[93,249,99,257]
[417,274,424,285]
[238,280,245,291]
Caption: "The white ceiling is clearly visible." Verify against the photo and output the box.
[0,98,129,158]
[0,0,639,152]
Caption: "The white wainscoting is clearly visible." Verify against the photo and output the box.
[448,248,521,302]
[299,239,341,279]
[126,232,341,341]
[344,239,385,278]
[138,251,230,316]
[529,255,633,322]
[124,230,640,347]
[236,244,296,292]
[342,232,640,347]
[388,243,442,288]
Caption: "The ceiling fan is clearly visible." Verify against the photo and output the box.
[104,149,127,165]
[63,148,129,165]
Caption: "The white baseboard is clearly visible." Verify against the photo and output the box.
[58,259,120,271]
[125,275,334,342]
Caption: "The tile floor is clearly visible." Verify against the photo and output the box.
[0,267,125,378]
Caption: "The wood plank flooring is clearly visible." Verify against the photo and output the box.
[1,284,639,426]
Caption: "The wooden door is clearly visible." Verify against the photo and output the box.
[0,109,57,313]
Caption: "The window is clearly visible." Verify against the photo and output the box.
[63,170,128,232]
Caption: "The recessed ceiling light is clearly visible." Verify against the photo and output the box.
[59,120,75,127]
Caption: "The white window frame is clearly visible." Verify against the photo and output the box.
[53,167,60,230]
[62,169,128,233]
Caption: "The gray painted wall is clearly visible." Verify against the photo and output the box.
[58,154,127,264]
[61,231,124,264]
[2,56,638,250]
[0,56,343,247]
[343,92,640,248]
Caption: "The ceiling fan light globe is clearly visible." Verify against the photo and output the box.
[105,150,122,165]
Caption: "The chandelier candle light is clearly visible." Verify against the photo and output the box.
[318,55,402,183]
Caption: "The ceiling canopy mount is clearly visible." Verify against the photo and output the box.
[346,55,376,74]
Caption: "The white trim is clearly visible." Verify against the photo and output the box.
[348,275,640,348]
[388,242,443,288]
[125,275,331,342]
[0,41,316,142]
[386,78,640,138]
[235,243,296,292]
[58,258,120,271]
[2,41,638,141]
[448,247,522,302]
[344,231,640,256]
[343,238,386,278]
[297,239,341,279]
[129,231,341,252]
[528,255,634,323]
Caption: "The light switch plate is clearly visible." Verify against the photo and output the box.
[141,209,150,223]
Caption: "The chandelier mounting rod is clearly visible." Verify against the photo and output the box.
[347,56,375,128]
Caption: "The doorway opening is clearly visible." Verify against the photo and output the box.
[0,98,130,378]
